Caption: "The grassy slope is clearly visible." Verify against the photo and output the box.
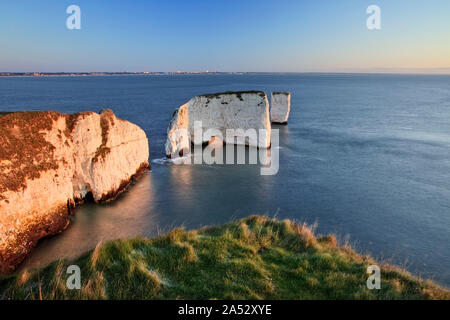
[1,216,449,300]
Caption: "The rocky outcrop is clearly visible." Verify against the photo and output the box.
[270,92,291,124]
[0,110,150,273]
[165,91,271,158]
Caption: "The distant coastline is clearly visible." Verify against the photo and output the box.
[1,69,450,77]
[0,71,245,77]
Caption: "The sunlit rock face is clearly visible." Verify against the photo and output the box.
[270,92,291,124]
[165,103,191,158]
[165,91,271,158]
[0,110,149,273]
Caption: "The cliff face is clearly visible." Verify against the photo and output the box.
[165,91,271,158]
[270,92,291,124]
[165,103,191,158]
[0,110,150,273]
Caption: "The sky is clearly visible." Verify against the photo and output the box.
[0,0,449,73]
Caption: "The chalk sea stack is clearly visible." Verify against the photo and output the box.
[165,91,271,158]
[0,109,150,273]
[270,92,291,124]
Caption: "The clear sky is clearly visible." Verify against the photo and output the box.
[0,0,449,72]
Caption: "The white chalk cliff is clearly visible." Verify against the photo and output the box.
[270,92,291,124]
[165,91,271,158]
[0,110,149,273]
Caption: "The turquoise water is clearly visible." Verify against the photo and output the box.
[1,74,449,286]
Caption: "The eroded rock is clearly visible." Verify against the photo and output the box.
[165,91,271,158]
[0,109,150,273]
[270,92,291,124]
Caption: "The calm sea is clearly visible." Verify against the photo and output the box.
[1,74,449,287]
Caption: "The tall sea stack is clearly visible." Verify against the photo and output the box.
[165,91,271,158]
[270,92,291,124]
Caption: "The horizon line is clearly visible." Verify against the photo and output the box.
[2,69,450,76]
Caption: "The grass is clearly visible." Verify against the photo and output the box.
[199,91,267,101]
[0,215,448,300]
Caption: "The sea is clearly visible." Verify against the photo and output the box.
[1,73,449,287]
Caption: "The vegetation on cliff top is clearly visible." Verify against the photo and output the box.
[199,91,267,101]
[0,110,114,201]
[0,111,60,200]
[0,216,448,300]
[272,91,290,95]
[92,109,114,163]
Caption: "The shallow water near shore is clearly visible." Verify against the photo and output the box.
[1,74,450,287]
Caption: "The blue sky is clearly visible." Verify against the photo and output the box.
[0,0,449,72]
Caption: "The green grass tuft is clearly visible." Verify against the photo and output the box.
[1,215,448,300]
